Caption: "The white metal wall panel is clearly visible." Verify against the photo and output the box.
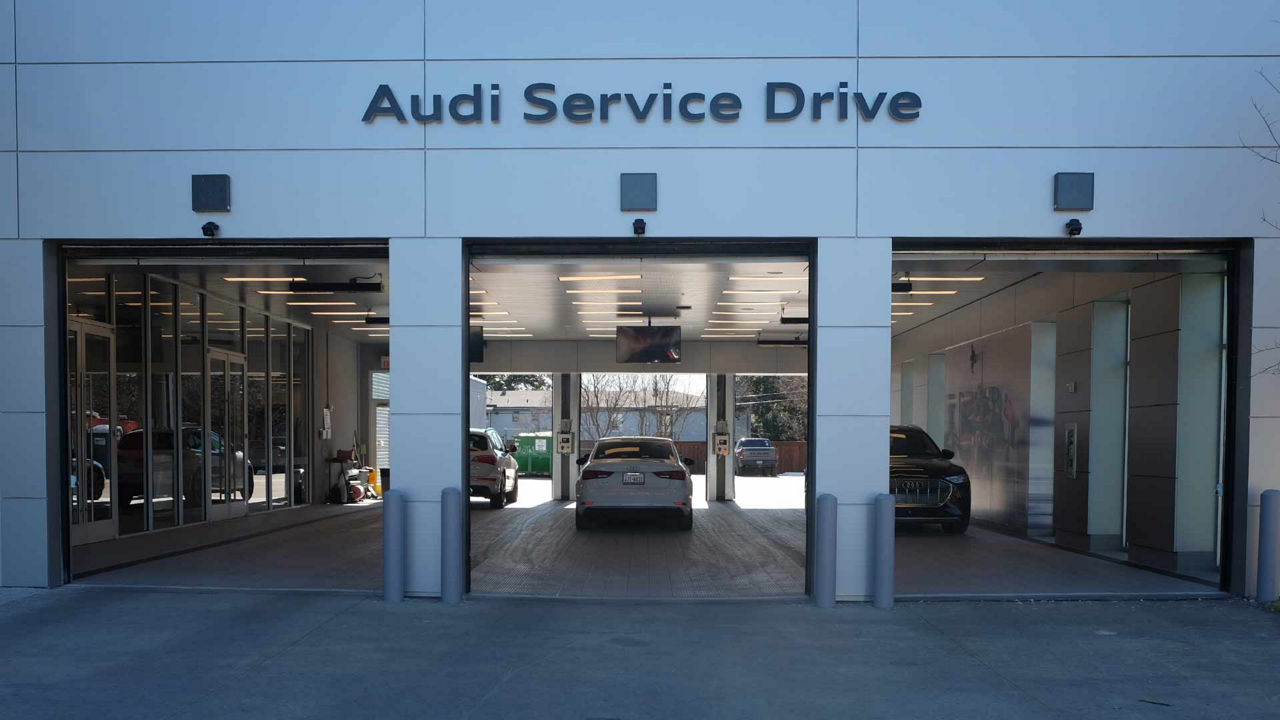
[18,63,426,151]
[425,0,857,59]
[422,59,859,149]
[859,148,1280,239]
[15,0,425,62]
[859,0,1280,57]
[19,150,425,239]
[424,148,856,238]
[859,57,1277,148]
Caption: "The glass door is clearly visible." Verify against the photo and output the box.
[208,349,249,521]
[68,321,117,545]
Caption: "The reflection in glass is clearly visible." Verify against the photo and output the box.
[84,332,114,525]
[229,360,247,505]
[180,287,205,524]
[247,314,269,512]
[66,271,110,324]
[149,279,178,529]
[270,319,289,508]
[207,299,243,353]
[67,328,80,526]
[292,327,310,505]
[115,274,146,534]
[210,356,227,507]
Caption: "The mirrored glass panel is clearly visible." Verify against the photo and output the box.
[179,287,205,524]
[115,274,146,534]
[270,318,289,508]
[291,327,310,505]
[148,279,178,530]
[247,313,269,512]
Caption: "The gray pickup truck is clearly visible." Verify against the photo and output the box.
[734,438,778,476]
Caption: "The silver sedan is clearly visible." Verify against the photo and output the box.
[575,437,694,531]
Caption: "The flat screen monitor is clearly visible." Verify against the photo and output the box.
[616,326,681,364]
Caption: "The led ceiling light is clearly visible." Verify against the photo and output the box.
[708,319,770,324]
[578,311,643,315]
[723,290,800,295]
[486,333,533,337]
[702,333,755,338]
[67,277,107,283]
[588,334,617,338]
[558,274,642,282]
[257,290,333,295]
[367,333,390,338]
[469,289,487,295]
[224,277,306,282]
[713,311,776,316]
[718,301,785,306]
[311,311,375,316]
[891,312,914,316]
[565,289,642,294]
[470,311,510,316]
[286,301,356,306]
[583,319,645,324]
[572,301,643,306]
[330,319,365,324]
[728,276,808,282]
[483,327,526,332]
[900,276,984,282]
[469,301,500,306]
[893,290,957,295]
[891,302,933,307]
[470,319,518,324]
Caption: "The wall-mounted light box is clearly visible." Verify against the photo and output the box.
[620,173,657,212]
[192,174,231,212]
[1053,172,1094,211]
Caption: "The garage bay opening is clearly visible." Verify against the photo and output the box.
[465,244,812,598]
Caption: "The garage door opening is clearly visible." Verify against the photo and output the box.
[63,246,390,591]
[465,245,812,598]
[890,244,1239,598]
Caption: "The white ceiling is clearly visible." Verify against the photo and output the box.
[470,257,810,343]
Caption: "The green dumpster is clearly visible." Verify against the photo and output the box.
[513,431,553,475]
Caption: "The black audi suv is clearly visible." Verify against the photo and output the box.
[890,425,970,534]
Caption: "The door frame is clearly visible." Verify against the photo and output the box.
[67,319,118,546]
[207,348,249,522]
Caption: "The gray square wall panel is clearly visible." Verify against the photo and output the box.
[192,174,231,212]
[1053,172,1094,211]
[620,173,658,212]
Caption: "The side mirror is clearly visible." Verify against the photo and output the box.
[682,458,695,467]
[506,443,517,453]
[940,449,955,460]
[576,456,588,466]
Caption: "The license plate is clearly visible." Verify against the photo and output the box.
[623,472,645,485]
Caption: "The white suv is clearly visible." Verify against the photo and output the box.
[469,428,519,508]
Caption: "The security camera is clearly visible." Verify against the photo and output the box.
[1064,218,1082,237]
[632,218,646,236]
[201,221,220,238]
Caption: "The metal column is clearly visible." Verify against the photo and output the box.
[550,373,581,501]
[705,374,735,502]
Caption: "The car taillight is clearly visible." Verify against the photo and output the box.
[736,451,743,458]
[655,470,686,481]
[581,470,612,480]
[475,454,497,465]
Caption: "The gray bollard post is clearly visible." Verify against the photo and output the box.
[1259,489,1280,604]
[814,493,837,608]
[441,486,463,606]
[382,489,406,603]
[873,493,895,609]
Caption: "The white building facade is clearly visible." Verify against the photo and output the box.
[1,1,1279,600]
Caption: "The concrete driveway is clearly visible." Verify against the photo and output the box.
[0,587,1276,719]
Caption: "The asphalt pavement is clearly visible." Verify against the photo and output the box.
[0,587,1276,719]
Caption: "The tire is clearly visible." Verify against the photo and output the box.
[91,467,106,501]
[677,513,693,531]
[575,511,589,530]
[505,476,519,504]
[489,485,507,509]
[942,513,970,535]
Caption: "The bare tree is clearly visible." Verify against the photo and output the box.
[1245,67,1280,231]
[646,374,706,441]
[580,373,642,440]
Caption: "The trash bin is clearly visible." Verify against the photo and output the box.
[514,432,553,475]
